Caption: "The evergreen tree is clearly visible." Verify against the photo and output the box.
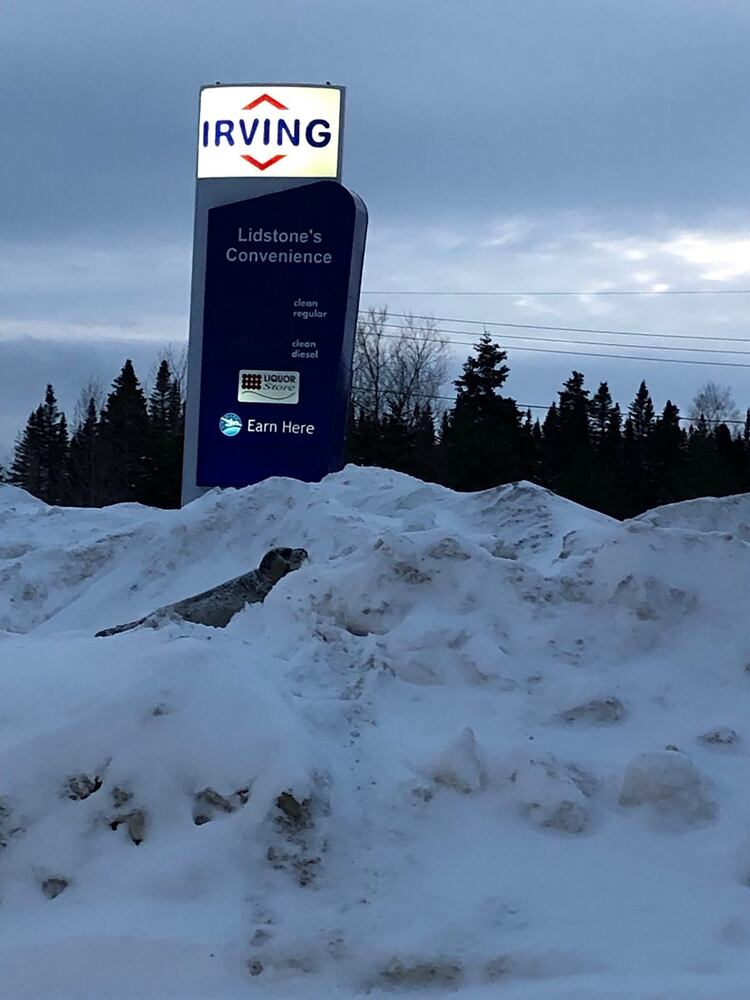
[10,408,43,496]
[529,417,544,483]
[345,408,381,467]
[540,403,561,490]
[518,409,541,484]
[409,404,439,482]
[69,395,100,506]
[589,387,621,514]
[10,385,69,504]
[434,410,452,484]
[713,423,746,496]
[55,413,70,504]
[626,381,657,509]
[444,334,525,490]
[589,381,614,448]
[602,403,623,480]
[629,381,656,441]
[39,385,69,504]
[143,359,184,508]
[97,360,150,504]
[650,400,687,507]
[685,416,715,500]
[618,417,643,518]
[554,371,592,505]
[372,409,413,473]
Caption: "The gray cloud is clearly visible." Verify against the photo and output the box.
[3,0,750,455]
[3,0,750,239]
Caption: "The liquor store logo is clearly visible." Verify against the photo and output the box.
[238,369,300,405]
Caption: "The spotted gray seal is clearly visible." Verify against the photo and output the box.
[96,546,307,637]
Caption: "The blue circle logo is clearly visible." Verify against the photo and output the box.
[219,412,242,437]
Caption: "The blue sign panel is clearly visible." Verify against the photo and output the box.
[195,181,367,487]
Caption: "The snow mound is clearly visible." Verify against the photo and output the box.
[510,753,594,833]
[635,492,750,539]
[423,727,484,793]
[619,750,717,830]
[2,468,750,999]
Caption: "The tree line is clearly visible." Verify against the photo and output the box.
[5,312,750,518]
[347,310,750,519]
[6,357,184,508]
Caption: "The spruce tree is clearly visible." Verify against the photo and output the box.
[590,382,613,448]
[377,409,414,473]
[346,408,380,467]
[97,360,150,505]
[409,404,438,482]
[554,371,592,505]
[518,409,541,484]
[54,413,71,504]
[444,334,524,490]
[143,359,184,508]
[10,385,69,504]
[588,386,620,514]
[69,395,100,506]
[629,381,656,441]
[650,400,687,507]
[540,403,562,490]
[11,408,43,496]
[619,417,643,517]
[601,402,624,503]
[686,417,714,500]
[529,418,544,483]
[627,381,657,509]
[435,410,452,484]
[711,423,745,496]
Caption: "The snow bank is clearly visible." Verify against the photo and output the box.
[2,469,750,999]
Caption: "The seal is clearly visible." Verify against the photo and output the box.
[95,546,307,637]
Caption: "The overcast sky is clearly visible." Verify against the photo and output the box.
[2,0,750,459]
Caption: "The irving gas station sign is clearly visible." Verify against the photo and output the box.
[197,85,343,178]
[181,84,367,504]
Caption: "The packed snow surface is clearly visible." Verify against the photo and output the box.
[3,468,750,999]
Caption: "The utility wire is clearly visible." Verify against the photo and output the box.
[359,310,750,344]
[362,289,750,297]
[370,321,750,358]
[362,328,750,370]
[351,387,748,426]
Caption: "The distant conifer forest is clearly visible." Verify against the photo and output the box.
[5,312,750,519]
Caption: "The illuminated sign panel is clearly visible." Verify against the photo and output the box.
[194,182,367,488]
[197,85,342,179]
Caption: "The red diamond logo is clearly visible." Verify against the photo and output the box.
[242,93,288,111]
[240,153,286,171]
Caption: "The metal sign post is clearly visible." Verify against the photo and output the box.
[181,83,367,504]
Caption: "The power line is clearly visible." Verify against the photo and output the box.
[351,387,748,426]
[362,288,750,297]
[363,328,750,370]
[371,320,750,357]
[359,310,750,344]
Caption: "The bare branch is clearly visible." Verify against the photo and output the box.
[352,309,447,425]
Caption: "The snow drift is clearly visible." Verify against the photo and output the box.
[2,469,750,999]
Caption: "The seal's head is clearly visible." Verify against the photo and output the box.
[258,547,308,584]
